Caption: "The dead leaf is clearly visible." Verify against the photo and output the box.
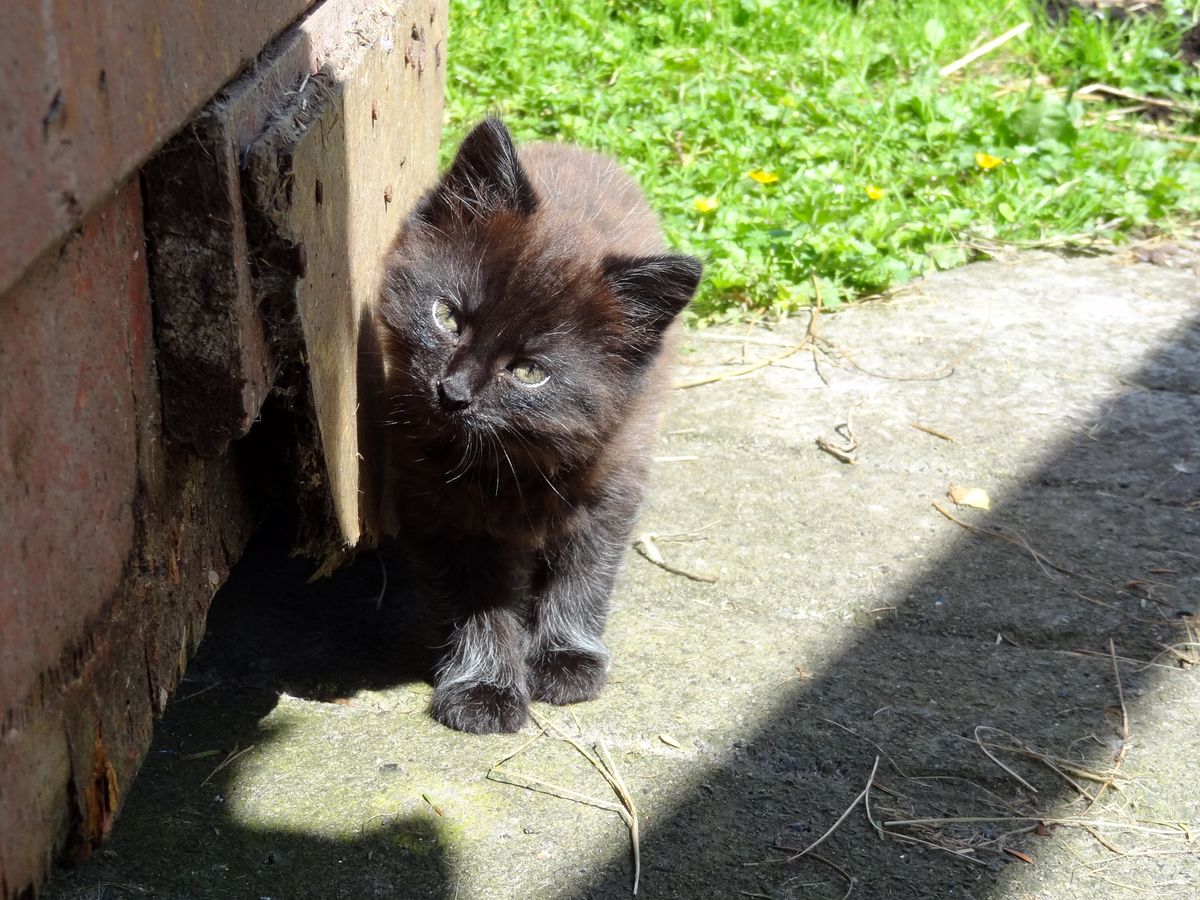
[948,485,991,510]
[1004,848,1034,864]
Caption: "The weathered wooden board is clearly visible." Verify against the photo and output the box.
[244,0,447,557]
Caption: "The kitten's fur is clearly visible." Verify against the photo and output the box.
[377,119,701,733]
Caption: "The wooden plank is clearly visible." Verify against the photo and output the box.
[244,0,447,557]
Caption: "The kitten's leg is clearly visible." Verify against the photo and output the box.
[431,604,529,734]
[419,540,531,734]
[526,504,634,705]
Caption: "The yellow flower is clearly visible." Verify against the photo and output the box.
[865,185,886,201]
[975,152,1004,170]
[748,170,780,185]
[693,197,719,213]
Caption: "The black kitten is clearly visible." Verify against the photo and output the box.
[376,119,701,733]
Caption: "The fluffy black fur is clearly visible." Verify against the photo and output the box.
[376,119,701,733]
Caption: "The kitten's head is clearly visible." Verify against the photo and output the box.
[378,118,701,470]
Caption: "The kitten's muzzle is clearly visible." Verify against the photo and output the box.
[437,375,473,412]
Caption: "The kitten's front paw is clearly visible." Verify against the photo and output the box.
[430,681,529,734]
[527,646,609,705]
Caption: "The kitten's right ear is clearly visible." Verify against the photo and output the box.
[419,118,538,222]
[603,252,702,340]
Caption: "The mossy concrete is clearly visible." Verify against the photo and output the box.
[45,250,1200,899]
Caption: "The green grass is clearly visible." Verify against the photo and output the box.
[445,0,1200,320]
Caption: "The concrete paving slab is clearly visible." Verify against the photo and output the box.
[44,250,1199,899]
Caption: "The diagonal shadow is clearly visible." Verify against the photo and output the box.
[567,309,1200,897]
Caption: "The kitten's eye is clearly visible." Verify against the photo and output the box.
[432,299,460,335]
[509,360,549,386]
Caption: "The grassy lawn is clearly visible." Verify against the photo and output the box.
[444,0,1200,320]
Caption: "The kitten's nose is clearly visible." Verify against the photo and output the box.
[437,377,472,412]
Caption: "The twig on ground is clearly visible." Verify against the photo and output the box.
[676,290,826,390]
[694,332,798,348]
[486,768,624,815]
[973,726,1039,794]
[932,501,1073,576]
[529,712,642,894]
[960,231,1116,256]
[488,714,642,893]
[954,731,1124,787]
[1082,823,1126,855]
[830,338,969,382]
[200,744,255,787]
[1061,648,1188,674]
[1069,590,1167,626]
[632,532,718,583]
[680,276,979,390]
[810,853,855,900]
[819,718,908,779]
[939,22,1032,78]
[597,738,640,894]
[1083,639,1131,814]
[1103,124,1200,144]
[674,336,812,389]
[749,756,880,865]
[973,726,1097,801]
[491,727,547,769]
[910,422,957,442]
[1076,82,1199,115]
[930,502,1178,615]
[650,523,719,542]
[883,816,1195,836]
[817,414,859,464]
[1151,641,1199,667]
[751,833,858,894]
[882,829,992,865]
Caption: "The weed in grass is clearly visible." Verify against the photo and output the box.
[446,0,1200,319]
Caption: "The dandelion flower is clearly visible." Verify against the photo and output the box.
[748,170,780,185]
[693,197,719,213]
[865,185,886,200]
[975,152,1004,170]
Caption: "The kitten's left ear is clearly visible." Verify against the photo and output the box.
[427,117,538,220]
[603,253,703,336]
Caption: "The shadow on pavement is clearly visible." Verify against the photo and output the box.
[43,526,459,900]
[573,314,1200,897]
